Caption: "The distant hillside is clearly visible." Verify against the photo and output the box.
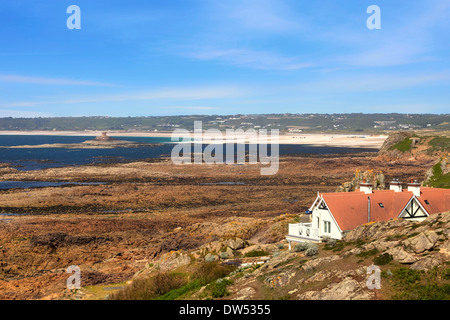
[1,113,450,133]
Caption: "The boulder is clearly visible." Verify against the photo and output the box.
[386,247,418,264]
[158,252,191,272]
[226,238,246,250]
[204,253,219,262]
[405,232,438,254]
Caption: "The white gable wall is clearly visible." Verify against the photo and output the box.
[398,197,429,221]
[311,198,343,240]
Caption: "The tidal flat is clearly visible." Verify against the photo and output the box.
[0,153,433,299]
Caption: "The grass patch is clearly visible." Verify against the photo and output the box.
[425,159,450,188]
[323,240,345,252]
[109,272,187,300]
[156,280,201,300]
[356,248,379,258]
[110,262,236,300]
[428,136,450,152]
[389,137,412,152]
[387,267,450,300]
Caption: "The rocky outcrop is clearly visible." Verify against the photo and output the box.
[344,211,450,269]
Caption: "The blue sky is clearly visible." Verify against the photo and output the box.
[0,0,449,117]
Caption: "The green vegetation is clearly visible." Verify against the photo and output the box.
[389,137,412,152]
[388,267,450,300]
[355,248,379,258]
[244,250,270,258]
[207,279,234,298]
[292,242,319,256]
[323,240,345,252]
[1,113,450,133]
[426,159,450,188]
[110,272,187,300]
[110,262,236,300]
[373,253,393,265]
[428,136,450,152]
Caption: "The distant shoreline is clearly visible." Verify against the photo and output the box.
[0,130,387,148]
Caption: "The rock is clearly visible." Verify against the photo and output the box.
[233,287,257,300]
[297,277,374,300]
[301,255,341,271]
[386,247,418,264]
[265,270,296,288]
[155,252,191,272]
[360,239,400,253]
[225,247,234,257]
[411,255,443,271]
[226,238,246,250]
[438,240,450,256]
[405,232,438,254]
[204,253,219,262]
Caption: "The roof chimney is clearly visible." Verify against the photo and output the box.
[359,179,373,194]
[407,179,421,197]
[389,179,403,192]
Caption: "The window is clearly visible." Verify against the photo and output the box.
[378,203,384,208]
[324,221,331,233]
[424,200,430,205]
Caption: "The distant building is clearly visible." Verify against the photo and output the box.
[286,179,450,247]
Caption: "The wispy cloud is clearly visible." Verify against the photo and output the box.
[0,74,115,87]
[0,85,248,108]
[294,71,450,93]
[211,0,302,33]
[183,47,313,71]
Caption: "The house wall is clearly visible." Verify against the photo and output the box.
[312,202,343,240]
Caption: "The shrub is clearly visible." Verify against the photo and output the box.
[208,279,233,298]
[156,280,201,300]
[110,272,187,300]
[243,250,269,258]
[356,248,379,258]
[392,268,421,289]
[193,262,236,286]
[305,244,319,257]
[373,253,393,265]
[293,242,310,252]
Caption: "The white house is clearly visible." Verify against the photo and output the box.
[286,179,450,249]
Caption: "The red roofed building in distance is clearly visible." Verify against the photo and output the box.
[286,179,450,249]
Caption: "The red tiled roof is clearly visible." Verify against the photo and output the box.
[320,188,450,231]
[417,187,450,214]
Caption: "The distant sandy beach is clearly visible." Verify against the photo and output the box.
[0,130,387,149]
